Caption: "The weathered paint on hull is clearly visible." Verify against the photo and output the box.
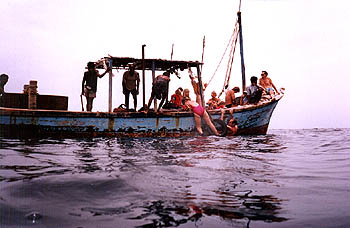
[0,96,282,138]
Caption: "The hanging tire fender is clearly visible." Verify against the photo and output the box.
[212,119,227,137]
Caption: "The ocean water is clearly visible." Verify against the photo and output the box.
[0,128,350,228]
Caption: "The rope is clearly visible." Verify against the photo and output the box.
[225,28,239,88]
[206,20,238,88]
[208,0,243,97]
[218,24,239,98]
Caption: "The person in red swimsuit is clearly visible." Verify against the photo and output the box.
[184,97,219,136]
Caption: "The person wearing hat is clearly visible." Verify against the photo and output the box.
[122,63,140,111]
[81,62,109,111]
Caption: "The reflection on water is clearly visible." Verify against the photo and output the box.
[1,129,350,227]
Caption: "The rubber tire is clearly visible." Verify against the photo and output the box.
[212,119,227,136]
[203,119,227,136]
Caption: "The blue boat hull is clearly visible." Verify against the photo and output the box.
[0,96,281,138]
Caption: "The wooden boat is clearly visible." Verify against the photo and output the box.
[0,10,283,138]
[0,94,282,138]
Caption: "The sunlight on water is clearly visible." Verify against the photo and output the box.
[1,129,350,227]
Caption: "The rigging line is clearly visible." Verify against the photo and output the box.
[223,25,239,87]
[201,36,205,72]
[225,30,237,80]
[218,27,239,98]
[222,36,235,94]
[206,20,239,87]
[226,33,239,87]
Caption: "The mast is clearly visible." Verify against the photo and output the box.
[237,11,246,91]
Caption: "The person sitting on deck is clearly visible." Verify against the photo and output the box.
[82,62,110,112]
[146,71,171,111]
[0,74,9,96]
[220,108,238,136]
[240,91,249,105]
[170,87,183,108]
[259,70,280,97]
[183,97,219,136]
[225,86,240,108]
[246,76,263,104]
[182,88,190,104]
[206,91,222,110]
[122,63,140,111]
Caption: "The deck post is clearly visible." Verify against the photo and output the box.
[28,80,38,109]
[196,65,205,107]
[108,58,113,112]
[152,60,157,112]
[142,45,146,108]
[237,11,246,91]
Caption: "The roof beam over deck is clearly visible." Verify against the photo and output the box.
[93,56,203,113]
[96,56,202,71]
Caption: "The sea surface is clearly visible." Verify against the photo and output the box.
[0,129,350,228]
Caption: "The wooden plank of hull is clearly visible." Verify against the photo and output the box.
[0,96,282,138]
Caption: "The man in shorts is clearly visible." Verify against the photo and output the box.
[81,62,109,111]
[122,63,140,111]
[147,71,170,111]
[259,70,279,97]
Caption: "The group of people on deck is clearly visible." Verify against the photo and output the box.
[81,62,279,135]
[205,71,280,110]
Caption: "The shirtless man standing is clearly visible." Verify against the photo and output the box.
[258,71,279,96]
[122,63,140,110]
[225,86,240,108]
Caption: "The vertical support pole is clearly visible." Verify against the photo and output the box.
[171,44,174,60]
[201,35,205,72]
[237,11,246,91]
[152,60,157,112]
[196,65,205,108]
[142,44,146,108]
[28,80,38,109]
[108,58,113,112]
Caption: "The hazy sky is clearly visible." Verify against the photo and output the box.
[1,0,349,129]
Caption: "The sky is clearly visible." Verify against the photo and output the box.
[1,0,350,129]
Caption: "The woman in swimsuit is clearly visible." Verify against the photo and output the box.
[184,98,219,136]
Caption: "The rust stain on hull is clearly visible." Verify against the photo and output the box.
[108,118,114,131]
[0,124,195,139]
[175,117,180,129]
